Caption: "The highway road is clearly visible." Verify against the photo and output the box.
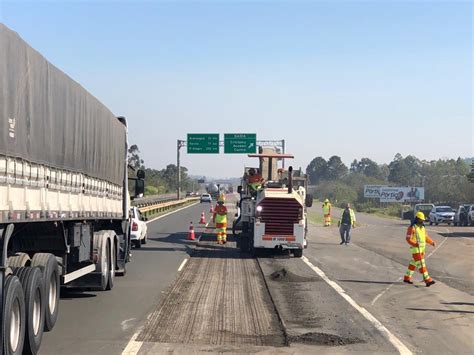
[38,198,474,354]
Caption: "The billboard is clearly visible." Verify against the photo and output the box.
[363,185,386,198]
[379,187,425,203]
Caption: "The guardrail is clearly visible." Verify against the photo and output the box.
[137,197,200,219]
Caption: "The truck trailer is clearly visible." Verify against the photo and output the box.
[0,24,143,354]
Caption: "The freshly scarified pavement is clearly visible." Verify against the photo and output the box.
[137,238,286,348]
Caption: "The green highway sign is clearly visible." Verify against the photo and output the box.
[224,133,257,154]
[187,134,220,154]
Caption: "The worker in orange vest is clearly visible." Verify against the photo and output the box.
[404,211,436,287]
[213,197,228,244]
[322,199,332,226]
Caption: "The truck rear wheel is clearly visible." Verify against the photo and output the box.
[13,267,45,355]
[31,253,60,332]
[7,252,31,268]
[3,275,26,355]
[106,240,115,291]
[293,249,303,258]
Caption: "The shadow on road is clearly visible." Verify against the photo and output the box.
[406,307,474,314]
[60,288,97,300]
[439,232,474,238]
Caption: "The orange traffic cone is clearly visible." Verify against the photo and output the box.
[209,205,214,213]
[199,211,206,225]
[187,222,195,240]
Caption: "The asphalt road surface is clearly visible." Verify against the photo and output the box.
[39,199,474,354]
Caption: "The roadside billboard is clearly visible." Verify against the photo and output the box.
[363,185,386,198]
[379,187,425,203]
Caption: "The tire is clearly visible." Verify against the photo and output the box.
[293,249,303,258]
[141,234,147,245]
[106,240,115,291]
[135,240,142,248]
[435,222,439,226]
[31,253,60,332]
[13,267,45,355]
[454,221,458,226]
[3,275,26,355]
[7,252,31,268]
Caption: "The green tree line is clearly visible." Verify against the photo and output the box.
[128,144,196,195]
[306,154,474,212]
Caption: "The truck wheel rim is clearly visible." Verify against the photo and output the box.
[33,287,41,335]
[49,273,57,315]
[10,298,21,352]
[103,248,108,278]
[110,245,115,279]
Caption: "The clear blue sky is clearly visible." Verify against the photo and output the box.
[1,0,472,178]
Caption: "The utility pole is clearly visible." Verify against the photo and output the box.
[177,140,185,200]
[282,139,286,169]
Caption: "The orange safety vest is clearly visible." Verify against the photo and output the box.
[213,205,227,224]
[406,224,433,253]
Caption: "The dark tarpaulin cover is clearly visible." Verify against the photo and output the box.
[0,24,126,186]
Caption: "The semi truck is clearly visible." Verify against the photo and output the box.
[234,148,313,257]
[0,24,144,354]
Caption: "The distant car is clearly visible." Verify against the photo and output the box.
[468,205,474,226]
[130,206,148,248]
[200,193,212,203]
[414,203,434,221]
[429,206,455,225]
[186,192,192,197]
[454,204,471,226]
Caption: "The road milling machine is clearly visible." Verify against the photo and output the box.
[234,148,313,257]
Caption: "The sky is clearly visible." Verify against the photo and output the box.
[1,0,472,178]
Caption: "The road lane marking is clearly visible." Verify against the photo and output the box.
[121,318,136,331]
[178,258,188,272]
[121,329,143,355]
[302,256,413,355]
[145,202,199,224]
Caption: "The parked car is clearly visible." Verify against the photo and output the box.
[130,206,148,247]
[414,203,435,221]
[454,204,472,226]
[429,206,455,225]
[468,205,474,226]
[200,193,212,203]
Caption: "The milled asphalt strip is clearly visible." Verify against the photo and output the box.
[301,256,413,355]
[123,202,198,355]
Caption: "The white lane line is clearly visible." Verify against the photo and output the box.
[121,329,143,355]
[178,258,188,272]
[302,256,413,355]
[145,202,199,224]
[371,228,450,306]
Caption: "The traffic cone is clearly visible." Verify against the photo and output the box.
[199,211,206,225]
[209,205,214,213]
[187,222,195,240]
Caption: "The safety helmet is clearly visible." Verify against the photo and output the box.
[324,199,329,203]
[415,211,425,221]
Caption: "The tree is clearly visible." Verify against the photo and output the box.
[350,158,383,179]
[128,144,144,170]
[326,156,348,180]
[306,157,327,184]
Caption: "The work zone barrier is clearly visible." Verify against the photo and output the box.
[137,197,199,220]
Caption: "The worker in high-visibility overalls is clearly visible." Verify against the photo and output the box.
[213,197,228,244]
[322,199,332,226]
[404,211,436,287]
